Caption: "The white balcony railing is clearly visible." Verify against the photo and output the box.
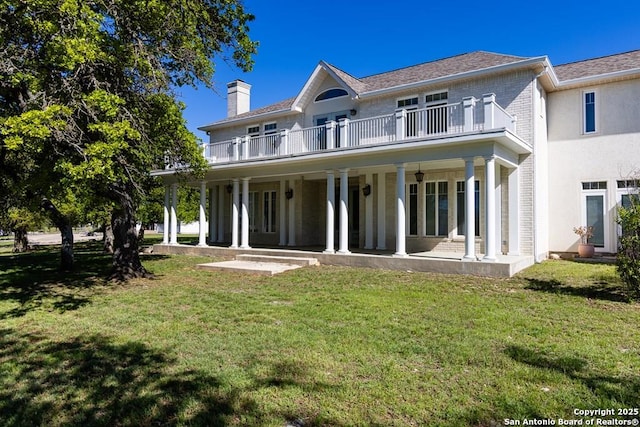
[200,94,517,165]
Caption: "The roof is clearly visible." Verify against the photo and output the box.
[553,49,640,81]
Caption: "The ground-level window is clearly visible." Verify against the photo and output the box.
[617,180,639,236]
[456,180,480,237]
[263,190,277,233]
[426,181,448,236]
[239,192,259,232]
[408,183,418,236]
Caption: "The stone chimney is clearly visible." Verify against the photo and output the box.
[227,80,251,117]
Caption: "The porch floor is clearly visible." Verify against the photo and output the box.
[152,243,534,278]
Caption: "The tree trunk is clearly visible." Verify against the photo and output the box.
[110,189,150,281]
[12,227,29,253]
[41,198,74,271]
[103,222,114,254]
[137,225,145,244]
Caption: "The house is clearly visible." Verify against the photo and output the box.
[152,49,640,276]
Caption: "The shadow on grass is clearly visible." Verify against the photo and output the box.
[0,328,347,426]
[505,344,640,406]
[524,277,630,303]
[0,242,171,319]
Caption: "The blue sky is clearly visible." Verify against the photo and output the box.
[177,0,640,139]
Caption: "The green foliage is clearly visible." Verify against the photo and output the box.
[617,193,640,298]
[0,0,256,273]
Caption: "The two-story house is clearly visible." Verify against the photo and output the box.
[152,49,640,276]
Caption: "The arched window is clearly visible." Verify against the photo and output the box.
[315,88,348,102]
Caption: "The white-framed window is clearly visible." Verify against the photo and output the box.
[424,90,449,135]
[426,181,448,236]
[425,91,448,105]
[581,181,608,249]
[397,96,419,137]
[247,125,260,137]
[239,191,259,232]
[397,96,419,109]
[616,180,639,236]
[456,180,480,237]
[315,88,349,102]
[407,183,419,236]
[583,91,597,134]
[263,190,277,233]
[264,122,278,135]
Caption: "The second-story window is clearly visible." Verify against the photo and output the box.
[425,91,449,134]
[398,96,419,137]
[247,125,260,137]
[584,91,596,134]
[397,97,419,109]
[264,123,277,135]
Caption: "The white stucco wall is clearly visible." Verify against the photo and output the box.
[547,78,640,253]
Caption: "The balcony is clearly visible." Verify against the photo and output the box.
[200,94,517,166]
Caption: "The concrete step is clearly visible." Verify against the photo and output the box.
[235,254,319,266]
[197,260,303,276]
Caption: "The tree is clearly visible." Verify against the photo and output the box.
[0,0,257,279]
[617,187,640,298]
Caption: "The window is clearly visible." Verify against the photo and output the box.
[397,97,419,108]
[582,181,608,249]
[315,88,348,102]
[408,183,418,236]
[582,181,607,190]
[264,123,277,135]
[238,192,259,232]
[263,191,277,233]
[584,91,596,133]
[247,125,260,137]
[425,91,448,104]
[426,182,448,236]
[617,180,639,236]
[425,91,449,134]
[456,181,480,237]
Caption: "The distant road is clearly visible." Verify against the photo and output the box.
[27,232,104,245]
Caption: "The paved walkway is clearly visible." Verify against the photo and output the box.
[27,232,103,245]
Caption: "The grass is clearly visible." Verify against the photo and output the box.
[0,241,638,426]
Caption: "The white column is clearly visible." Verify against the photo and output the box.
[170,183,178,245]
[217,185,225,243]
[197,181,207,247]
[364,173,374,249]
[483,156,497,261]
[463,157,476,260]
[240,178,250,248]
[162,186,170,244]
[462,96,477,132]
[230,179,239,248]
[394,164,407,257]
[508,167,521,256]
[376,173,386,250]
[338,169,350,254]
[279,179,287,246]
[287,180,296,246]
[324,171,335,254]
[208,186,217,244]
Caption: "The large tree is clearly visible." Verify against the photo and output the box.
[0,0,257,279]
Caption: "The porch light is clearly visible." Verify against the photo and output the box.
[226,182,233,193]
[285,188,294,199]
[362,184,371,197]
[415,166,424,183]
[350,109,357,116]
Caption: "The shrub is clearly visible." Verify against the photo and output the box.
[617,194,640,298]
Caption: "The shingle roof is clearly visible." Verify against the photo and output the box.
[207,51,532,127]
[554,50,640,81]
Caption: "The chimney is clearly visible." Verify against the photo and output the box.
[227,80,251,117]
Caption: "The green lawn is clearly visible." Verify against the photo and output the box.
[0,242,638,426]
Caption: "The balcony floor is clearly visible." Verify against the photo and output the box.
[152,243,534,278]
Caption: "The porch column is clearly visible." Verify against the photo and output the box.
[279,179,287,246]
[240,178,250,249]
[170,183,178,245]
[338,169,350,254]
[324,171,335,254]
[230,179,239,248]
[508,167,520,255]
[208,186,217,244]
[483,93,496,129]
[483,156,497,261]
[287,179,296,246]
[463,157,475,261]
[394,164,407,257]
[217,184,225,243]
[197,181,207,247]
[376,173,386,250]
[364,173,374,249]
[162,186,170,244]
